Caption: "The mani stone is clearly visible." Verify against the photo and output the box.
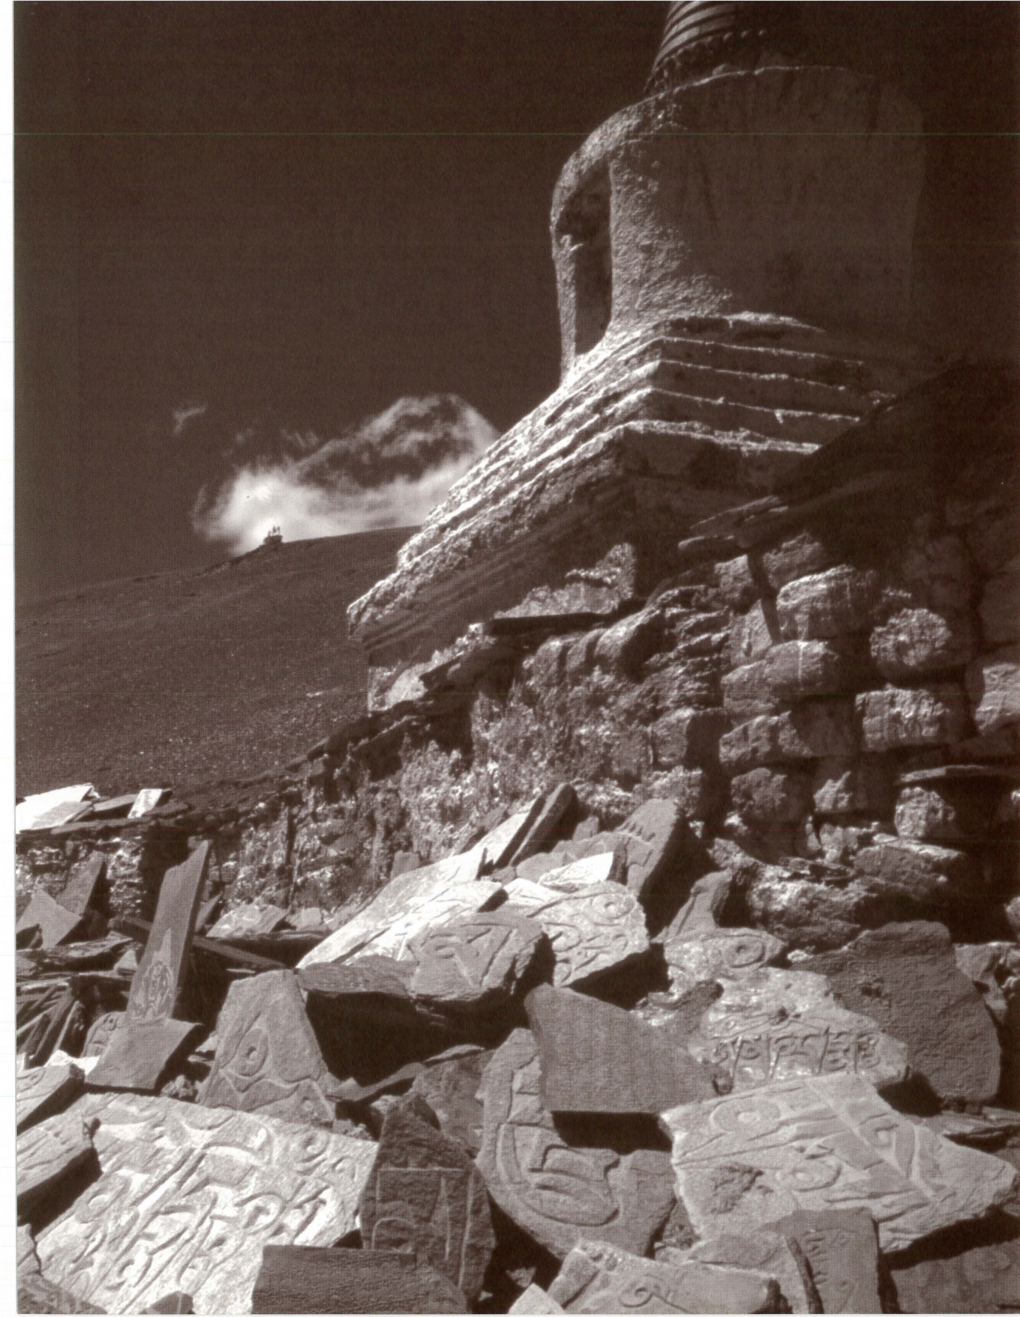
[359,1093,494,1301]
[509,782,577,864]
[616,798,687,902]
[88,842,210,1091]
[82,1011,124,1057]
[251,1246,468,1314]
[525,984,716,1114]
[889,1226,1020,1313]
[409,1049,492,1155]
[476,1029,675,1260]
[547,1239,780,1314]
[17,1111,95,1215]
[16,890,84,950]
[502,877,648,989]
[35,1091,376,1314]
[796,921,1001,1104]
[60,854,106,916]
[19,1273,107,1314]
[199,968,339,1128]
[663,928,786,995]
[777,1208,881,1314]
[297,850,500,969]
[684,968,908,1094]
[207,903,288,938]
[407,908,546,1010]
[686,1231,811,1314]
[509,1283,565,1314]
[17,1062,85,1132]
[661,1073,1020,1254]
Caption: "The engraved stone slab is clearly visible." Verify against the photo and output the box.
[18,1062,85,1132]
[207,903,288,939]
[777,1208,881,1313]
[890,1227,1020,1313]
[359,1094,495,1301]
[16,890,84,950]
[60,854,106,916]
[503,878,648,988]
[664,928,786,994]
[533,851,626,891]
[547,1239,780,1314]
[199,969,338,1128]
[687,1230,810,1314]
[796,922,1001,1103]
[89,842,210,1091]
[409,1049,492,1155]
[408,909,546,1010]
[617,799,687,902]
[83,1012,124,1057]
[661,1074,1020,1253]
[298,954,414,1003]
[18,1111,95,1215]
[509,1283,565,1314]
[297,851,499,969]
[250,1246,468,1313]
[525,984,716,1114]
[509,783,577,864]
[476,1029,675,1259]
[662,871,733,940]
[36,1092,376,1314]
[685,969,908,1093]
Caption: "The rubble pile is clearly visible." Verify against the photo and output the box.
[15,3,1020,1313]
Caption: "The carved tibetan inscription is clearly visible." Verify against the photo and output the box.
[662,1074,1020,1253]
[503,879,648,988]
[35,1092,376,1315]
[476,1029,674,1259]
[199,969,338,1128]
[408,909,545,1010]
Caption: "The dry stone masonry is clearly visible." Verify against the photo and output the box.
[14,2,1020,1312]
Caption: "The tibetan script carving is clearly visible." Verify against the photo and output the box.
[503,879,648,988]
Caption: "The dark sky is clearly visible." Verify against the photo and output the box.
[16,2,1020,601]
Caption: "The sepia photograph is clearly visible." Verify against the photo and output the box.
[12,2,1020,1312]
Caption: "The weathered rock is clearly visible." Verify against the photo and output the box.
[722,662,783,720]
[510,783,578,864]
[730,767,813,827]
[966,645,1020,733]
[720,702,857,774]
[663,928,786,995]
[981,555,1020,645]
[592,608,663,674]
[409,1049,492,1155]
[871,607,975,679]
[796,922,1001,1103]
[143,1297,194,1315]
[36,1091,375,1314]
[760,532,834,593]
[547,1239,780,1314]
[88,842,210,1091]
[17,1062,84,1132]
[359,1094,494,1300]
[526,851,625,891]
[298,953,415,1004]
[476,1029,675,1259]
[763,638,873,701]
[18,1273,106,1313]
[889,1224,1020,1313]
[776,567,883,641]
[856,684,971,751]
[19,1223,41,1278]
[503,877,648,989]
[59,853,106,916]
[250,1246,468,1314]
[16,890,84,950]
[811,755,894,816]
[777,1208,881,1313]
[661,1074,1019,1253]
[894,782,993,842]
[617,798,687,901]
[199,968,339,1127]
[851,834,982,907]
[686,1231,810,1314]
[955,942,1017,1027]
[649,708,729,771]
[17,1111,94,1215]
[716,555,758,612]
[525,984,716,1114]
[207,903,288,938]
[479,800,545,869]
[297,852,500,969]
[82,1011,125,1057]
[731,601,777,667]
[685,968,908,1093]
[662,870,733,940]
[407,908,546,1010]
[508,1283,565,1314]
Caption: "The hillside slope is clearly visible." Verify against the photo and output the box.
[16,528,413,798]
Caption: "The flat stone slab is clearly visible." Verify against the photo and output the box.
[509,1284,565,1314]
[251,1246,468,1313]
[36,1092,376,1314]
[617,799,687,902]
[503,878,648,988]
[479,800,543,870]
[199,968,339,1127]
[18,1063,85,1132]
[16,890,84,949]
[298,954,415,1002]
[509,783,577,864]
[409,1049,492,1155]
[60,854,106,916]
[476,1029,675,1259]
[687,1230,810,1313]
[890,1225,1020,1313]
[207,903,288,939]
[685,968,908,1093]
[661,1074,1020,1253]
[776,1208,881,1313]
[359,1094,494,1301]
[407,909,546,1010]
[297,851,499,969]
[664,927,786,993]
[796,921,1001,1103]
[547,1239,780,1313]
[18,1110,95,1215]
[525,984,716,1114]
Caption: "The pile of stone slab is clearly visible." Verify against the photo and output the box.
[15,783,1020,1314]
